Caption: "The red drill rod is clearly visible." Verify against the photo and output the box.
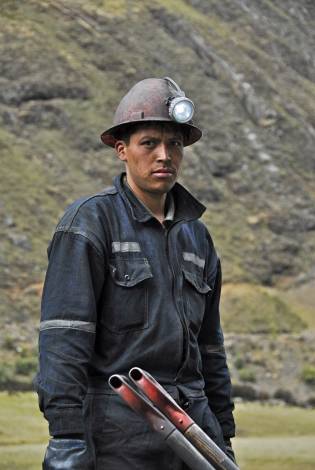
[129,367,239,470]
[108,374,215,470]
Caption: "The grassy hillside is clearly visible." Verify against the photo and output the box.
[221,283,306,334]
[0,0,314,400]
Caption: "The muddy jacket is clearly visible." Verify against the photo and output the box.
[36,173,235,439]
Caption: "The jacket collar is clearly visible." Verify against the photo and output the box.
[114,173,205,223]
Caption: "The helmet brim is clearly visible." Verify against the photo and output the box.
[100,118,202,148]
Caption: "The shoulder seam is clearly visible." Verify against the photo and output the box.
[67,187,117,230]
[54,228,104,259]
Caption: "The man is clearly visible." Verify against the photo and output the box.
[37,77,236,469]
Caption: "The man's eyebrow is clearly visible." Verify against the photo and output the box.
[139,135,160,140]
[170,134,184,139]
[139,133,183,140]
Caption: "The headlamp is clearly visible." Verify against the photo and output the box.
[168,97,195,123]
[164,77,195,124]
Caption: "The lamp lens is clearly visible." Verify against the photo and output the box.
[173,99,194,123]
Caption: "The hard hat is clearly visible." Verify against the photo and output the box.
[101,77,202,147]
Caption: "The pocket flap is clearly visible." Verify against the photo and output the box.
[183,269,212,294]
[109,258,153,287]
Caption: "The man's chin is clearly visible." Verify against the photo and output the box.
[149,180,176,195]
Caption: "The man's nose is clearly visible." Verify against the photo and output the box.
[156,143,171,161]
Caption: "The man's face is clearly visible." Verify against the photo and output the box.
[115,124,184,198]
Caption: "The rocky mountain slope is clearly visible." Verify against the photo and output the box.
[0,0,314,404]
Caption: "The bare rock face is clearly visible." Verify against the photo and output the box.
[0,39,90,105]
[0,77,89,106]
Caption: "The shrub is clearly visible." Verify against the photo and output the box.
[274,388,297,405]
[15,357,38,376]
[0,364,14,385]
[234,355,245,369]
[301,365,315,386]
[3,335,16,351]
[239,367,256,383]
[307,396,315,407]
[232,383,257,401]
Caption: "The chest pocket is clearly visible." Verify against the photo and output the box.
[101,256,153,334]
[182,268,212,334]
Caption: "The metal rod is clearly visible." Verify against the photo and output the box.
[108,374,215,470]
[129,367,239,470]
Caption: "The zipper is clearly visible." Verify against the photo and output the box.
[165,221,190,382]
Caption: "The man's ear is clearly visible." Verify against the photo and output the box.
[115,140,127,162]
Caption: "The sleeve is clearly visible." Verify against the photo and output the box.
[35,230,105,437]
[198,249,236,439]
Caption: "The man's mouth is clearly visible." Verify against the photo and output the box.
[152,168,175,176]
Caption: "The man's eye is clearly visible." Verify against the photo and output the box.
[142,140,155,147]
[171,140,183,148]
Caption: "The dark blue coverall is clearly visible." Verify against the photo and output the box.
[36,173,235,469]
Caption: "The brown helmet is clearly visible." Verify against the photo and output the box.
[101,77,202,147]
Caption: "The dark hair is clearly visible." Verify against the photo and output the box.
[113,121,186,145]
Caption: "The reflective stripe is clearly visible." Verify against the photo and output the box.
[112,242,141,253]
[183,252,205,269]
[40,320,96,333]
[199,344,225,354]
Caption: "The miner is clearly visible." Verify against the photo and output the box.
[36,77,236,469]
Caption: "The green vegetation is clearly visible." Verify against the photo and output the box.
[0,444,46,470]
[221,283,306,334]
[301,365,315,386]
[234,402,315,469]
[281,281,315,330]
[0,346,38,391]
[234,402,315,437]
[238,367,256,383]
[3,335,17,351]
[0,365,14,387]
[15,357,38,376]
[234,355,245,370]
[0,392,48,446]
[0,392,47,469]
[1,393,315,469]
[234,436,315,470]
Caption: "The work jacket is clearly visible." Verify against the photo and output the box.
[36,173,235,440]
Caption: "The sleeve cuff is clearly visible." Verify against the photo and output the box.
[45,407,85,437]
